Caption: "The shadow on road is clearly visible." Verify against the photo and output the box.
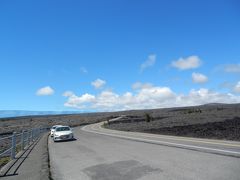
[52,138,77,143]
[0,137,41,177]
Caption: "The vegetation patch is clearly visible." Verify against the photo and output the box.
[0,156,10,170]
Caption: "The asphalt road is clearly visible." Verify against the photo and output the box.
[49,122,240,180]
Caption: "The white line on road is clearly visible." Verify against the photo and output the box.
[82,123,240,157]
[95,123,240,147]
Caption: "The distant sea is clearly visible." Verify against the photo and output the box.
[0,110,81,118]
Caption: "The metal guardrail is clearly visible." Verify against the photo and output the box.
[0,128,47,160]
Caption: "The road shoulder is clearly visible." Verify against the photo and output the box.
[0,133,50,180]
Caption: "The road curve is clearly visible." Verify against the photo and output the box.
[49,122,240,180]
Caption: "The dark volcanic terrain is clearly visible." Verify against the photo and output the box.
[105,103,240,141]
[1,103,240,141]
[1,103,240,171]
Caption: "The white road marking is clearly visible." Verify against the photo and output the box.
[82,123,240,156]
[96,124,240,147]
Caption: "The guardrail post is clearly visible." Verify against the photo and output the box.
[35,129,37,140]
[32,129,34,141]
[28,131,31,145]
[35,128,37,139]
[11,132,16,159]
[21,130,25,151]
[35,128,37,140]
[37,128,39,138]
[33,129,36,140]
[31,129,33,142]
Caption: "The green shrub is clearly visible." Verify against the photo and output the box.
[16,144,21,153]
[103,122,108,127]
[0,156,10,169]
[185,108,202,114]
[144,113,153,122]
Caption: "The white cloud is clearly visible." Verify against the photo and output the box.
[64,93,95,108]
[171,55,202,70]
[80,67,88,74]
[91,79,106,89]
[62,91,74,97]
[64,86,176,111]
[224,64,240,73]
[140,54,156,72]
[132,82,153,90]
[64,85,240,111]
[93,91,119,109]
[179,88,240,106]
[192,72,208,84]
[233,81,240,93]
[36,86,54,96]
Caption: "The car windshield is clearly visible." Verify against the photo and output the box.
[56,127,70,131]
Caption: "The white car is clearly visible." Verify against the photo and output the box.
[50,125,62,137]
[53,126,74,142]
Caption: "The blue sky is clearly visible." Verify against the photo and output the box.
[0,0,240,111]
